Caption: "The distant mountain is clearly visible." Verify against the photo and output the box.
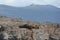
[0,4,60,23]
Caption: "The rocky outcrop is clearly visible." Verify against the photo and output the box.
[0,16,60,40]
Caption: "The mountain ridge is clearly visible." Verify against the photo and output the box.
[0,4,60,23]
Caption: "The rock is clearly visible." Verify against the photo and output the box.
[0,16,60,40]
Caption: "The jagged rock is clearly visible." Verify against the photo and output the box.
[0,16,60,40]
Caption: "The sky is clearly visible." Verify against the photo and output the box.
[0,0,60,8]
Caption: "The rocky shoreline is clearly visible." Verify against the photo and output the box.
[0,16,60,40]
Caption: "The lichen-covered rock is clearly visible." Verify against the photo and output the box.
[0,16,60,40]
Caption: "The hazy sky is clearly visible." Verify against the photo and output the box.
[0,0,60,8]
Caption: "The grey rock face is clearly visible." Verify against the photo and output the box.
[0,16,60,40]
